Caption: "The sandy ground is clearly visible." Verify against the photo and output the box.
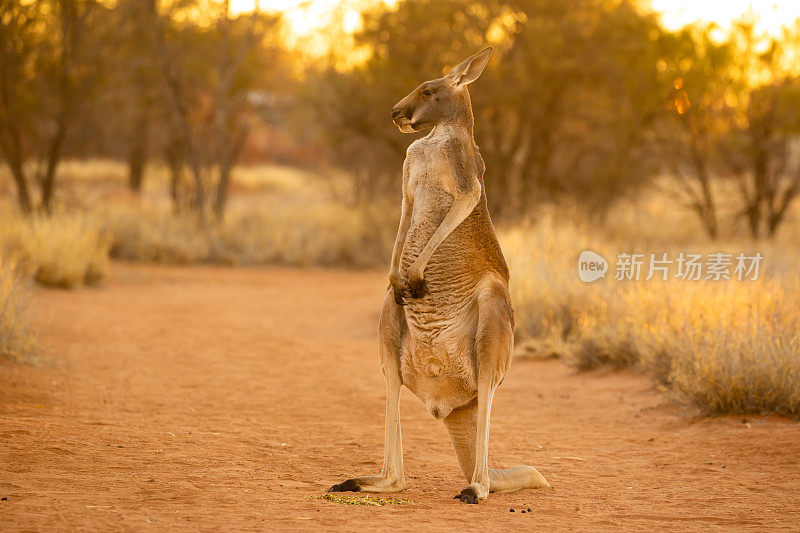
[1,263,799,531]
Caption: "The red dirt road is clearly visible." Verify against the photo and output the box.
[1,264,799,531]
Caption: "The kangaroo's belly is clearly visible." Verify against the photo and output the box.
[399,308,479,419]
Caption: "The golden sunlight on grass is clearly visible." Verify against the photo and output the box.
[90,163,396,267]
[502,213,800,417]
[0,212,109,289]
[102,201,394,267]
[0,255,35,361]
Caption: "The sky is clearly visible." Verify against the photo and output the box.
[230,0,374,36]
[230,0,800,38]
[650,0,800,34]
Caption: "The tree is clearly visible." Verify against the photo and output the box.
[0,0,101,213]
[110,0,163,194]
[147,0,283,221]
[657,20,800,240]
[654,25,737,240]
[721,22,800,239]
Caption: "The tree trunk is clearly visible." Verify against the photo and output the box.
[169,166,182,213]
[11,163,33,215]
[214,126,247,220]
[766,177,800,239]
[39,110,68,213]
[8,156,32,214]
[164,138,184,213]
[127,115,148,193]
[697,173,718,240]
[127,146,146,193]
[214,166,231,221]
[685,121,719,241]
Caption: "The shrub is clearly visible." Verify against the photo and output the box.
[104,201,395,268]
[0,255,34,361]
[0,212,109,288]
[503,215,800,418]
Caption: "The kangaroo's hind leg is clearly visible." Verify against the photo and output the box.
[329,290,406,493]
[450,276,549,503]
[445,401,549,501]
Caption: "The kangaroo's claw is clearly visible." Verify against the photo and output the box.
[328,478,362,492]
[393,289,405,305]
[453,486,479,504]
[389,274,411,306]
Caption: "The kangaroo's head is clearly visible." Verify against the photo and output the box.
[391,47,492,134]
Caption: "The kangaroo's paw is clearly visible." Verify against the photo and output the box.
[328,476,405,493]
[407,275,429,299]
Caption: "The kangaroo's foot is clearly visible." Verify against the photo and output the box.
[453,482,488,504]
[489,465,549,493]
[328,475,406,493]
[452,466,548,503]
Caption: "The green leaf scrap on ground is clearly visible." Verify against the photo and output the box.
[316,493,412,506]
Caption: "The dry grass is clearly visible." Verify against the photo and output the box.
[103,201,395,268]
[502,211,800,418]
[0,211,109,288]
[0,255,35,361]
[40,161,397,268]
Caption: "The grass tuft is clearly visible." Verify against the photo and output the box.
[0,212,109,288]
[0,254,35,361]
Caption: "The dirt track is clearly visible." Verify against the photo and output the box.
[1,264,799,531]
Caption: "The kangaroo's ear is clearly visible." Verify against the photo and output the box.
[446,47,493,87]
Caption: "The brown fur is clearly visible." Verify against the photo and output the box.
[329,48,548,503]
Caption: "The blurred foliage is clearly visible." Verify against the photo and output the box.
[0,0,109,213]
[0,0,287,220]
[3,0,800,237]
[302,0,800,236]
[655,21,800,239]
[304,0,669,214]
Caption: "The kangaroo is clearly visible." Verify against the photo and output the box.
[328,47,549,504]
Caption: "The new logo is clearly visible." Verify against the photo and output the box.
[578,250,608,283]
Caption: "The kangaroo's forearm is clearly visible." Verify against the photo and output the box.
[390,161,412,276]
[390,214,411,273]
[390,196,413,274]
[414,192,479,272]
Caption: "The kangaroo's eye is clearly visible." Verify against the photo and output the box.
[422,89,435,96]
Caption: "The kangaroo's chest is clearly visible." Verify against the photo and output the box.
[405,142,453,215]
[400,139,485,331]
[402,141,456,267]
